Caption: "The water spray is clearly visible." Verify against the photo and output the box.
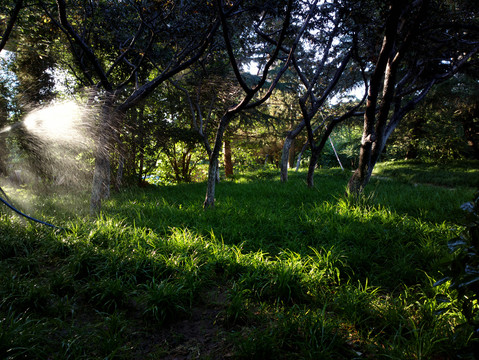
[0,99,96,230]
[0,125,63,229]
[0,186,63,229]
[0,120,24,134]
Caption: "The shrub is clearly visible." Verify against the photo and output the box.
[436,191,479,355]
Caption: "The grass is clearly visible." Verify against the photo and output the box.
[0,160,477,359]
[373,159,479,189]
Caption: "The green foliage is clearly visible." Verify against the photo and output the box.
[388,74,479,161]
[140,278,190,324]
[436,190,479,356]
[150,143,206,184]
[232,145,264,173]
[295,123,363,170]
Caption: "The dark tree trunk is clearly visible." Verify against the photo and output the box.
[347,2,402,195]
[462,102,479,159]
[137,107,145,186]
[115,155,124,191]
[138,151,144,185]
[288,138,296,168]
[90,99,114,214]
[0,0,23,53]
[223,139,233,178]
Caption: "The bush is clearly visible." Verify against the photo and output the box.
[436,191,479,355]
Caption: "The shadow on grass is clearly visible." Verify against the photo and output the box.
[0,210,468,359]
[0,165,474,359]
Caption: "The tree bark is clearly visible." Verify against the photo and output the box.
[347,2,402,195]
[90,100,113,215]
[307,150,319,187]
[223,139,233,178]
[288,138,296,169]
[204,114,231,208]
[306,120,340,187]
[280,137,293,182]
[0,0,23,53]
[280,120,306,182]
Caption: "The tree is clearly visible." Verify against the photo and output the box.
[258,0,367,183]
[0,0,22,53]
[347,0,479,194]
[391,71,479,161]
[291,1,367,187]
[167,59,237,182]
[35,0,220,213]
[203,0,300,208]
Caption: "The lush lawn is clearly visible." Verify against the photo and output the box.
[0,161,477,359]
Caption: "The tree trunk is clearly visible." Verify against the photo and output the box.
[306,150,319,187]
[204,156,218,208]
[90,101,113,215]
[138,150,144,185]
[223,139,233,178]
[90,138,111,214]
[204,114,231,208]
[280,137,293,182]
[115,155,124,191]
[346,2,401,195]
[307,123,338,187]
[280,121,306,182]
[137,107,145,186]
[215,162,220,183]
[288,138,296,168]
[295,141,309,171]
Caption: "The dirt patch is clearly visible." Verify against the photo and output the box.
[130,286,233,359]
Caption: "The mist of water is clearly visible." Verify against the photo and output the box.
[24,101,92,145]
[0,98,102,220]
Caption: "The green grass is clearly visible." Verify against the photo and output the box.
[373,159,479,188]
[0,161,477,359]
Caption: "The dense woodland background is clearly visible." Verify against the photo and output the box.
[1,1,479,359]
[0,0,478,206]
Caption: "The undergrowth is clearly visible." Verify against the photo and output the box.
[0,162,477,359]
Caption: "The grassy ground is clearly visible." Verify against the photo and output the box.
[0,161,478,359]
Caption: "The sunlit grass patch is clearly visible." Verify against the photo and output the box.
[0,161,476,358]
[373,159,479,188]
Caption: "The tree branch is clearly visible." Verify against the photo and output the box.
[56,0,112,91]
[0,0,23,53]
[216,0,253,94]
[118,18,221,112]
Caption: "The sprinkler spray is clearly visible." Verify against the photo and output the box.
[0,99,97,229]
[0,116,67,230]
[0,120,24,134]
[0,185,62,230]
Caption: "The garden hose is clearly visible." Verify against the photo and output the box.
[0,186,62,230]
